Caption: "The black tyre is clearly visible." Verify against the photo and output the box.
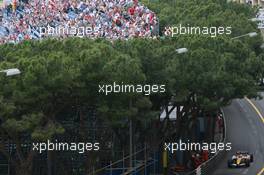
[250,154,253,162]
[245,160,250,167]
[228,160,233,168]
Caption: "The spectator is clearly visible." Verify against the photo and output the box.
[0,0,159,44]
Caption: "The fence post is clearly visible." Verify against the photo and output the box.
[154,152,156,175]
[123,150,125,173]
[144,143,147,175]
[110,161,112,175]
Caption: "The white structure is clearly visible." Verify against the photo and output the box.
[257,9,264,28]
[0,68,21,76]
[160,106,184,121]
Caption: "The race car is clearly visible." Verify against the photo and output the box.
[227,151,253,168]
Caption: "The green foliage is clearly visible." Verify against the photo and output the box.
[0,0,263,172]
[0,33,260,138]
[142,0,257,38]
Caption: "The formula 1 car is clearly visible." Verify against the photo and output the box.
[227,151,253,168]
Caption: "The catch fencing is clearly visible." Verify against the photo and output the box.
[187,109,227,175]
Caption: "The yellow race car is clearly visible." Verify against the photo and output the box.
[228,151,253,168]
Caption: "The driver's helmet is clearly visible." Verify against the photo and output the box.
[236,151,243,155]
[237,154,243,158]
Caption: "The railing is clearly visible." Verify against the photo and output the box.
[87,146,159,175]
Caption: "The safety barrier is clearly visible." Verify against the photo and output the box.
[186,108,227,175]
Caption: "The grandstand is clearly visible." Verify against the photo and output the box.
[0,0,159,45]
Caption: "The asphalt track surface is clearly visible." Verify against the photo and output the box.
[212,96,264,175]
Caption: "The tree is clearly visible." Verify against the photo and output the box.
[0,0,263,173]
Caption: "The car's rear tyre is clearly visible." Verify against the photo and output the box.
[245,160,250,167]
[228,160,233,168]
[250,154,253,162]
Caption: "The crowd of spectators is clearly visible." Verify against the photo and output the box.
[0,0,159,44]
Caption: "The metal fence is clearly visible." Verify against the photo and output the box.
[87,146,159,175]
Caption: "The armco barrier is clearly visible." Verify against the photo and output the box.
[187,108,227,175]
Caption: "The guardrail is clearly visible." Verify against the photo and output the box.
[186,108,227,175]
